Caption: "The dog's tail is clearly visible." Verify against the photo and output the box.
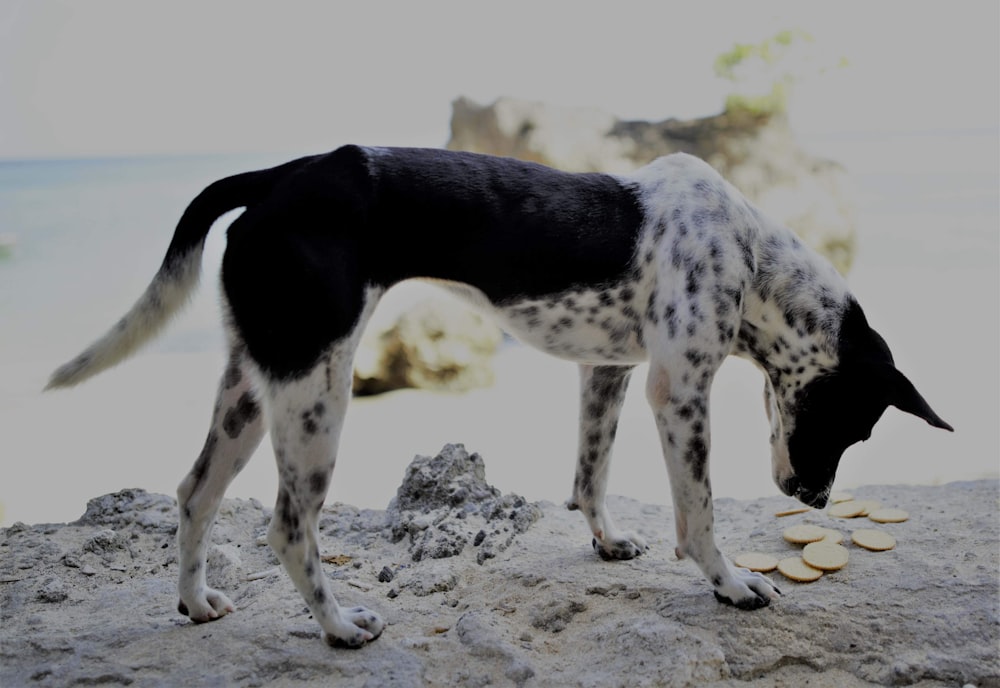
[45,163,287,390]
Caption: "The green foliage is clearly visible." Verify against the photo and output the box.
[714,29,844,117]
[723,84,790,118]
[714,30,811,80]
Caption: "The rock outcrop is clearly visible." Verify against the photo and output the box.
[387,444,542,565]
[449,96,857,274]
[1,450,995,687]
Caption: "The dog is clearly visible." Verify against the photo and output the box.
[47,146,952,647]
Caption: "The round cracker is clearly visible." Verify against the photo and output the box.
[775,506,812,517]
[777,556,824,582]
[782,524,829,544]
[852,500,881,516]
[828,501,865,518]
[733,552,779,572]
[829,491,854,504]
[802,541,850,571]
[867,508,909,523]
[819,527,845,544]
[851,528,897,551]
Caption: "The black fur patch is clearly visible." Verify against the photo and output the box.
[786,299,951,503]
[221,146,644,379]
[222,392,260,438]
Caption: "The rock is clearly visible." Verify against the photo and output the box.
[76,488,177,533]
[456,612,535,686]
[353,288,503,396]
[529,596,587,633]
[81,529,130,555]
[405,569,459,597]
[391,443,501,513]
[79,528,135,571]
[449,96,857,274]
[206,544,243,591]
[0,468,996,687]
[581,615,729,687]
[386,444,542,564]
[36,576,68,604]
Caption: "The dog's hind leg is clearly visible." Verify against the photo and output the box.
[568,364,648,560]
[263,334,384,647]
[176,342,265,622]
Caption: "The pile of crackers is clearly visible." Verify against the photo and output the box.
[735,493,908,583]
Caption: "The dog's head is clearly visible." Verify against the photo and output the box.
[767,299,953,507]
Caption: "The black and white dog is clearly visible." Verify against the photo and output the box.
[48,146,952,647]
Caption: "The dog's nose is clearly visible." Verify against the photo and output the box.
[779,476,829,508]
[778,475,800,499]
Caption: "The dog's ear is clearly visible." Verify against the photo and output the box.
[882,364,954,432]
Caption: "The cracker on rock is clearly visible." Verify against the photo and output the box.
[733,552,779,572]
[818,527,845,544]
[852,500,882,516]
[775,506,812,517]
[867,508,909,523]
[828,501,865,518]
[851,528,897,551]
[777,556,824,582]
[782,524,828,544]
[802,541,850,571]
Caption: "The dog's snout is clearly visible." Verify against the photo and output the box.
[777,475,829,509]
[777,475,799,499]
[798,490,828,509]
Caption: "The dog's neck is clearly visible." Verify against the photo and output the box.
[734,217,849,392]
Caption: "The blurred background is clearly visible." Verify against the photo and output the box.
[1,1,997,525]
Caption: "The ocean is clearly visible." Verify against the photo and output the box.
[1,133,997,526]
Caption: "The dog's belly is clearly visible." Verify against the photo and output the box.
[435,280,649,365]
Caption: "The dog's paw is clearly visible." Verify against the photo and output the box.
[592,531,649,561]
[177,588,236,622]
[712,568,781,610]
[322,606,385,649]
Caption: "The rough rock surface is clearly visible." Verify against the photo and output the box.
[387,444,542,565]
[1,450,996,687]
[449,96,857,274]
[353,294,503,396]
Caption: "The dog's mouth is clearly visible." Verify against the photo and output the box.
[778,476,830,509]
[797,489,829,509]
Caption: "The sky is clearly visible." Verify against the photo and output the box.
[1,1,997,160]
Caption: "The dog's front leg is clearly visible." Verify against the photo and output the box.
[646,363,780,609]
[568,364,648,560]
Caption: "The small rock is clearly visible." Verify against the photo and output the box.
[408,571,458,597]
[76,489,177,532]
[456,612,535,687]
[82,529,130,556]
[387,445,542,564]
[529,597,587,633]
[206,544,243,590]
[378,566,395,583]
[36,576,68,603]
